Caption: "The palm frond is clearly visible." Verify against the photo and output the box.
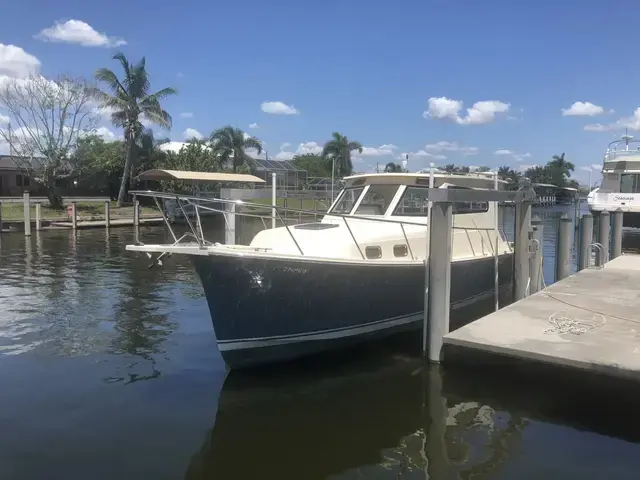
[348,141,363,153]
[141,107,172,130]
[244,136,262,153]
[94,68,127,94]
[112,52,132,86]
[144,87,178,103]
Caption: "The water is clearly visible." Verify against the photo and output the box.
[1,207,640,479]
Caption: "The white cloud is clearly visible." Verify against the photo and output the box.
[0,44,41,77]
[249,123,259,129]
[561,101,607,117]
[158,141,186,153]
[400,150,447,161]
[95,126,118,142]
[179,112,193,119]
[591,164,601,171]
[35,20,126,47]
[584,123,612,132]
[261,101,299,115]
[297,141,323,155]
[519,164,537,172]
[424,141,479,156]
[359,144,398,157]
[493,149,531,162]
[0,113,9,125]
[183,128,203,140]
[584,107,640,132]
[423,97,510,125]
[275,150,295,160]
[273,140,323,160]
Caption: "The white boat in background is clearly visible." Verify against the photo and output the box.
[127,172,514,369]
[588,135,640,227]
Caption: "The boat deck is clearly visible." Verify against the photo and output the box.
[444,255,640,380]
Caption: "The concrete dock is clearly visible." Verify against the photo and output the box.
[445,254,640,380]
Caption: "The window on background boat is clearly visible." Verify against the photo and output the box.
[620,174,640,193]
[330,187,364,214]
[354,185,399,215]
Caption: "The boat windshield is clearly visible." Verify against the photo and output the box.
[353,184,399,215]
[330,187,364,214]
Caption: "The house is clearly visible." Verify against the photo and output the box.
[0,155,33,196]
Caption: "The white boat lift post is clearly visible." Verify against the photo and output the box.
[423,182,536,363]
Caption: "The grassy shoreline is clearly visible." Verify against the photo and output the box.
[0,201,159,222]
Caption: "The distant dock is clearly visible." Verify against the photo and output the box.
[445,255,640,380]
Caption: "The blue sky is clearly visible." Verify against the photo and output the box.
[1,0,638,184]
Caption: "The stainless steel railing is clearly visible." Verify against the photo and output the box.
[130,190,512,261]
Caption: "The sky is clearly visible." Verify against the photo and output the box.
[2,0,639,184]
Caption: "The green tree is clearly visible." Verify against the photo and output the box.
[71,135,126,198]
[498,165,522,185]
[209,126,262,173]
[476,166,491,172]
[92,53,177,207]
[384,162,403,173]
[291,153,332,178]
[322,132,363,177]
[160,139,221,193]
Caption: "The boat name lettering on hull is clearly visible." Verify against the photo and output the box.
[276,266,308,274]
[613,195,635,202]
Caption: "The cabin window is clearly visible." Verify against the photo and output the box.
[620,174,640,193]
[392,187,429,216]
[393,244,408,257]
[354,185,399,216]
[365,246,382,259]
[330,187,364,214]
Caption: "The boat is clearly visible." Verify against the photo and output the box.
[127,172,514,369]
[588,134,640,228]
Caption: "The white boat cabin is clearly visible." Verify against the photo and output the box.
[589,137,640,213]
[249,172,512,262]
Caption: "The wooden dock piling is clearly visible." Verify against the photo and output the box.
[555,214,572,281]
[529,215,543,294]
[426,201,453,363]
[23,191,31,237]
[578,213,593,271]
[612,209,623,259]
[597,210,610,266]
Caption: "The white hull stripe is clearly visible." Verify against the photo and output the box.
[216,286,509,352]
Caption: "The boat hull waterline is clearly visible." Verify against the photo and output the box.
[192,252,514,369]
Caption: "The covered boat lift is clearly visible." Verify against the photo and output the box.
[134,169,266,223]
[135,169,266,185]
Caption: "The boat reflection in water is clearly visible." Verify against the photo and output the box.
[183,338,523,480]
[184,344,640,480]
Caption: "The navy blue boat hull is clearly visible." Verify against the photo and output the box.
[192,253,513,369]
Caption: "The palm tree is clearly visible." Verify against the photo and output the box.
[321,132,363,177]
[384,162,403,173]
[209,126,262,172]
[498,165,522,185]
[92,53,177,207]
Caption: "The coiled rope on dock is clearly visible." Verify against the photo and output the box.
[536,253,609,336]
[544,311,607,335]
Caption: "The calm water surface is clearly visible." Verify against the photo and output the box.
[1,205,640,479]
